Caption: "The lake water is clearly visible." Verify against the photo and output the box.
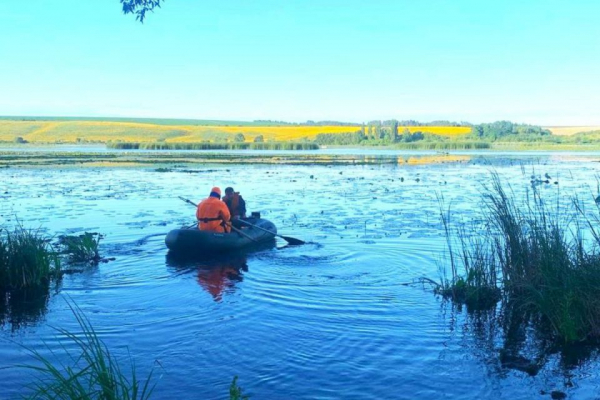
[1,149,600,399]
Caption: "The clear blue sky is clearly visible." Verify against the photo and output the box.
[1,0,599,125]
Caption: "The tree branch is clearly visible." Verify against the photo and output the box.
[121,0,163,23]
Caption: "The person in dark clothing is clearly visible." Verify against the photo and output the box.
[223,187,247,219]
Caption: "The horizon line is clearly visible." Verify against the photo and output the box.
[0,115,594,128]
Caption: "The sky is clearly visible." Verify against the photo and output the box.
[0,0,599,125]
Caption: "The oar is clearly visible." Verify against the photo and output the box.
[237,219,305,246]
[227,223,259,243]
[179,197,258,243]
[179,196,197,207]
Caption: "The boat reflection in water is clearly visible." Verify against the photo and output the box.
[166,240,274,301]
[195,255,247,302]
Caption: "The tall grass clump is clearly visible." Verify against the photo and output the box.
[437,199,501,310]
[439,174,600,342]
[23,301,155,400]
[58,232,102,264]
[0,227,61,290]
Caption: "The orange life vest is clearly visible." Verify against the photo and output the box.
[196,197,231,232]
[225,192,244,218]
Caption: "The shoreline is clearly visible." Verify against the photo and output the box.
[5,141,600,152]
[1,147,599,168]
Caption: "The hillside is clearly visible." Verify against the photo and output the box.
[0,119,471,144]
[544,126,600,136]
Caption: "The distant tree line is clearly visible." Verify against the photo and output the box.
[314,120,555,146]
[252,120,362,127]
[470,121,552,141]
[314,127,433,146]
[378,120,470,127]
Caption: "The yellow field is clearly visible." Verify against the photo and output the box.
[0,120,472,143]
[399,126,471,136]
[545,126,600,136]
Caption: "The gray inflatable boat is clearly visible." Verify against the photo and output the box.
[165,218,277,254]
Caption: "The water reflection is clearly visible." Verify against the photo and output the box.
[0,285,53,330]
[166,252,250,302]
[446,301,600,382]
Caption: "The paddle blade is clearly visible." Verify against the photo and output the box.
[281,236,305,246]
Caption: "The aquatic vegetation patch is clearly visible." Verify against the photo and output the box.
[107,142,320,150]
[0,226,61,291]
[229,376,250,400]
[392,141,490,150]
[58,232,104,264]
[0,150,477,167]
[438,174,600,342]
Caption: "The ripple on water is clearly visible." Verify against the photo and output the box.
[2,158,600,399]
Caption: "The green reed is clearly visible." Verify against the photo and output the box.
[393,141,491,150]
[58,232,102,264]
[439,173,600,342]
[107,142,319,150]
[22,301,248,399]
[0,226,61,290]
[23,301,155,400]
[229,376,250,400]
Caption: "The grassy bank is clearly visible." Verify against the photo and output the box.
[107,142,319,150]
[438,174,600,342]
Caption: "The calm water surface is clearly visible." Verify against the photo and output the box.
[1,151,600,399]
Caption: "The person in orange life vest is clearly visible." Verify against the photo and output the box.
[196,187,231,233]
[223,187,247,219]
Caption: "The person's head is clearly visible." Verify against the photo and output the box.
[209,187,221,199]
[224,187,234,197]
